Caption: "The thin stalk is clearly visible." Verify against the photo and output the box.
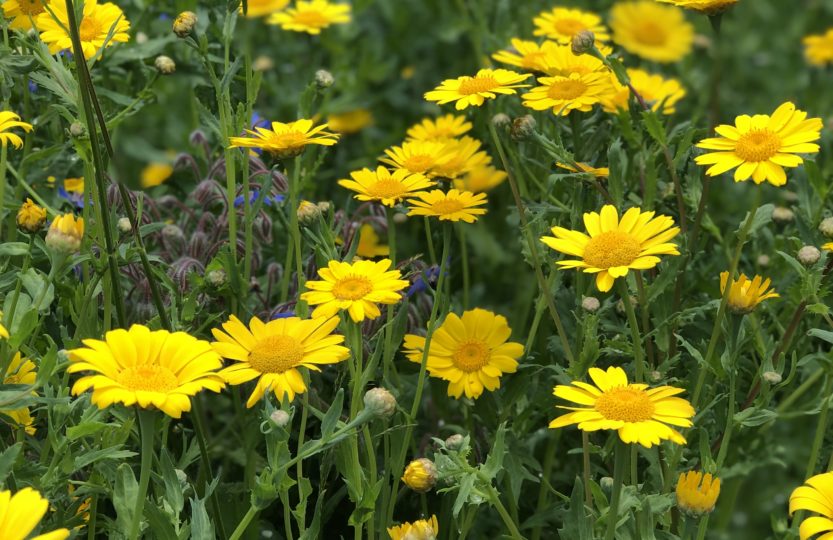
[459,223,470,309]
[0,144,7,238]
[128,409,156,540]
[424,217,437,265]
[531,431,560,540]
[486,484,524,540]
[605,440,628,540]
[618,279,645,382]
[804,374,833,479]
[229,506,258,540]
[694,518,709,540]
[289,156,305,301]
[582,432,592,508]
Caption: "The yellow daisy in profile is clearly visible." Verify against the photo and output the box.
[790,472,833,540]
[406,115,472,142]
[522,72,612,116]
[229,119,339,159]
[533,7,610,44]
[380,140,453,178]
[602,68,687,115]
[141,162,174,188]
[610,1,693,63]
[453,165,507,193]
[406,189,487,223]
[431,136,491,180]
[211,315,349,407]
[338,166,435,207]
[37,0,130,60]
[656,0,738,14]
[424,69,530,110]
[387,515,438,540]
[16,198,47,233]
[555,162,610,178]
[720,272,778,314]
[67,325,226,418]
[550,366,695,448]
[301,259,409,322]
[0,487,70,540]
[268,0,351,34]
[403,309,524,399]
[541,205,681,292]
[240,0,289,17]
[0,352,37,435]
[45,213,84,254]
[539,42,612,77]
[676,471,721,517]
[1,0,46,30]
[355,224,389,258]
[327,109,373,134]
[804,28,833,67]
[492,38,558,72]
[695,102,823,186]
[0,111,32,149]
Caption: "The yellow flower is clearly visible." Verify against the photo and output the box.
[387,515,438,540]
[533,7,610,44]
[268,0,351,34]
[424,69,530,110]
[0,319,7,340]
[555,162,610,178]
[16,198,47,233]
[228,119,339,159]
[541,205,680,292]
[824,242,833,252]
[62,177,84,193]
[539,42,612,77]
[46,213,84,254]
[380,140,454,178]
[790,472,833,540]
[695,102,822,186]
[67,325,225,418]
[403,308,523,399]
[492,38,559,72]
[804,28,833,67]
[719,272,778,314]
[0,111,32,149]
[431,136,491,179]
[327,109,373,134]
[338,166,435,207]
[522,72,612,116]
[301,259,409,322]
[550,366,695,448]
[240,0,289,17]
[610,1,693,63]
[452,165,507,193]
[1,0,45,30]
[676,471,720,517]
[141,163,174,188]
[406,189,487,223]
[656,0,738,14]
[601,68,687,115]
[355,224,390,258]
[172,11,197,37]
[211,314,348,407]
[401,458,438,493]
[37,0,130,60]
[0,487,70,540]
[406,114,472,142]
[0,352,37,435]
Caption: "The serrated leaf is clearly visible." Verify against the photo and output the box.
[481,422,507,481]
[641,110,667,146]
[320,389,344,438]
[734,407,777,427]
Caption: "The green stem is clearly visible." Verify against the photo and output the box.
[486,485,524,540]
[605,440,628,540]
[229,506,258,540]
[805,374,833,479]
[128,409,156,540]
[289,156,305,305]
[618,279,645,382]
[423,217,437,265]
[459,223,470,310]
[694,516,709,540]
[0,143,7,239]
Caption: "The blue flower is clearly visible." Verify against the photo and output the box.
[58,187,86,209]
[271,311,295,319]
[251,112,269,129]
[233,190,286,208]
[407,265,442,297]
[27,79,38,94]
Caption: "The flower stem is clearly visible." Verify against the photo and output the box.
[459,223,470,309]
[805,373,833,479]
[486,484,524,540]
[618,279,645,382]
[128,409,156,540]
[605,440,628,540]
[0,143,7,239]
[229,506,258,540]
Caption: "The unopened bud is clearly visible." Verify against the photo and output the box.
[771,207,794,223]
[117,217,132,233]
[316,201,331,214]
[510,115,536,141]
[363,387,397,419]
[819,217,833,238]
[402,458,438,493]
[571,30,596,55]
[600,476,614,491]
[206,269,227,287]
[155,55,176,74]
[46,214,84,254]
[650,370,663,382]
[581,296,600,313]
[798,245,821,266]
[270,410,290,427]
[252,55,274,72]
[445,434,465,451]
[173,11,197,38]
[69,122,86,137]
[314,69,334,89]
[762,371,782,385]
[135,31,148,44]
[393,212,408,224]
[16,198,47,233]
[492,113,511,129]
[757,254,770,267]
[297,200,322,223]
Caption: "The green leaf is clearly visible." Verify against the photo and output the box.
[114,463,139,534]
[481,422,507,481]
[737,203,774,237]
[21,268,53,312]
[0,443,22,487]
[159,448,184,517]
[75,446,137,469]
[320,389,344,438]
[67,421,108,441]
[189,496,215,540]
[734,407,777,427]
[0,243,32,257]
[808,328,833,345]
[452,473,476,518]
[641,110,667,146]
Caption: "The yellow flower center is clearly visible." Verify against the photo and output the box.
[18,0,44,15]
[553,18,586,37]
[458,76,500,95]
[734,129,781,162]
[79,16,102,42]
[368,179,407,199]
[332,275,373,300]
[452,340,490,372]
[402,154,434,172]
[275,131,308,149]
[248,335,304,373]
[117,365,178,393]
[595,386,655,422]
[634,22,668,46]
[582,231,641,269]
[430,198,465,215]
[292,9,329,28]
[547,79,588,100]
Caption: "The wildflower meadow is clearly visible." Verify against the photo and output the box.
[2,0,833,538]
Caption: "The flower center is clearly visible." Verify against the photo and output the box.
[275,131,308,149]
[292,9,329,28]
[595,386,655,422]
[734,130,781,162]
[78,17,101,42]
[582,231,641,269]
[634,22,668,46]
[18,0,44,15]
[117,365,178,393]
[247,335,304,373]
[369,179,407,199]
[452,340,490,372]
[458,76,500,95]
[553,18,586,37]
[548,79,588,100]
[403,154,435,172]
[332,275,373,300]
[431,199,465,215]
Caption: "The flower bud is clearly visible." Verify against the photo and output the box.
[650,370,663,382]
[819,217,833,238]
[599,476,614,491]
[491,113,511,129]
[571,30,596,55]
[206,268,227,287]
[135,31,148,44]
[155,55,176,74]
[445,434,464,451]
[581,296,600,313]
[252,55,274,72]
[297,200,322,223]
[393,212,408,224]
[270,410,290,427]
[69,122,86,137]
[762,371,782,385]
[16,198,47,233]
[402,458,438,493]
[798,245,821,266]
[117,217,132,233]
[616,295,638,314]
[363,387,397,419]
[771,206,794,223]
[676,471,720,517]
[46,214,84,254]
[173,11,197,38]
[510,115,536,141]
[757,254,770,267]
[314,69,334,89]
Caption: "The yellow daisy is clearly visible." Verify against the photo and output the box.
[379,140,453,178]
[656,0,738,14]
[539,42,612,77]
[240,0,289,17]
[555,162,610,178]
[0,352,37,435]
[406,189,487,223]
[338,166,435,207]
[492,38,559,72]
[327,109,373,134]
[601,68,687,115]
[37,0,130,60]
[804,28,833,67]
[406,114,472,142]
[403,308,523,399]
[301,259,409,322]
[541,205,681,292]
[1,0,45,30]
[431,136,492,180]
[676,471,721,517]
[355,224,389,258]
[16,198,47,233]
[268,0,351,34]
[790,472,833,540]
[228,119,339,159]
[0,111,32,149]
[0,312,8,339]
[452,165,507,193]
[824,242,833,252]
[522,72,612,116]
[695,102,823,186]
[719,272,778,314]
[550,366,695,448]
[388,515,438,540]
[211,315,349,407]
[424,69,530,110]
[610,1,693,63]
[67,325,226,418]
[532,7,610,44]
[0,487,70,540]
[140,163,173,188]
[45,213,84,254]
